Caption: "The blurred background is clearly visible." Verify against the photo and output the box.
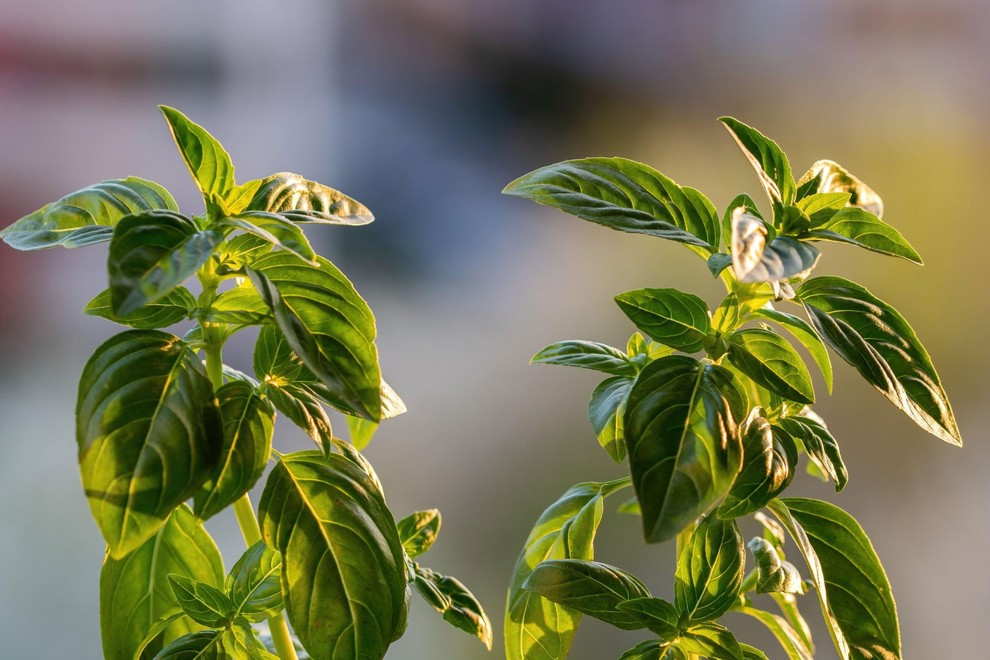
[1,0,988,657]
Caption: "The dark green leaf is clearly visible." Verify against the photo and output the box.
[770,592,816,656]
[741,643,772,660]
[728,328,815,404]
[737,605,814,660]
[615,597,679,640]
[108,211,222,316]
[588,376,633,463]
[411,564,493,649]
[77,330,222,557]
[397,509,441,559]
[159,106,235,206]
[624,355,746,542]
[799,276,961,444]
[259,450,406,658]
[132,612,186,660]
[615,288,712,352]
[266,384,333,455]
[167,574,233,628]
[221,213,317,264]
[712,294,741,334]
[751,307,833,393]
[100,505,224,660]
[153,630,223,660]
[796,160,883,217]
[522,559,651,630]
[532,340,637,377]
[803,207,921,264]
[731,208,820,283]
[776,416,848,491]
[247,252,383,420]
[674,514,744,623]
[194,381,274,521]
[505,478,630,660]
[769,498,900,660]
[720,117,795,209]
[226,541,283,622]
[503,157,718,249]
[707,252,733,278]
[721,194,763,253]
[0,177,178,251]
[747,537,805,595]
[204,286,272,326]
[85,287,194,329]
[677,622,744,660]
[242,172,373,225]
[718,418,797,519]
[221,621,280,660]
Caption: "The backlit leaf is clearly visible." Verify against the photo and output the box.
[796,160,883,218]
[615,597,679,640]
[167,574,233,628]
[226,541,284,622]
[720,117,795,209]
[718,417,797,519]
[736,605,814,660]
[747,537,806,595]
[532,340,637,377]
[751,307,833,393]
[803,207,921,264]
[588,376,633,463]
[411,564,493,649]
[397,509,441,559]
[614,288,712,353]
[731,208,820,283]
[222,212,317,264]
[674,514,744,623]
[242,172,373,225]
[776,415,848,491]
[727,328,815,404]
[676,622,744,660]
[85,287,194,330]
[153,630,223,660]
[203,286,272,326]
[159,106,235,206]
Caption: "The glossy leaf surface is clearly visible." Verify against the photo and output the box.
[615,597,679,640]
[624,355,746,542]
[160,106,235,205]
[720,117,795,208]
[737,605,814,660]
[77,330,222,557]
[204,286,272,326]
[804,207,921,264]
[677,622,744,660]
[243,172,374,225]
[532,340,637,377]
[751,307,833,393]
[747,537,805,595]
[411,564,493,649]
[674,515,744,623]
[727,328,815,404]
[222,213,317,264]
[776,416,848,491]
[85,287,194,330]
[588,376,633,463]
[167,574,233,628]
[731,208,820,283]
[718,418,797,519]
[797,160,883,217]
[226,541,284,622]
[154,630,223,660]
[615,288,712,353]
[397,509,441,559]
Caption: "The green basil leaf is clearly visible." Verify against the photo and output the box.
[736,605,814,660]
[747,537,805,595]
[727,328,815,404]
[796,160,883,217]
[226,541,283,622]
[712,293,741,334]
[676,622,744,660]
[221,621,280,660]
[741,643,772,660]
[674,514,744,623]
[751,307,833,393]
[615,288,712,352]
[796,192,851,226]
[719,117,795,209]
[731,208,820,283]
[100,505,224,660]
[167,574,233,628]
[707,252,733,278]
[242,172,373,225]
[266,384,333,455]
[193,381,274,521]
[718,418,797,519]
[721,194,763,253]
[770,592,816,656]
[532,340,637,377]
[78,330,222,557]
[588,376,633,463]
[615,597,679,640]
[247,252,383,420]
[803,207,921,264]
[0,177,178,251]
[768,498,900,660]
[108,210,222,316]
[259,450,406,658]
[503,157,717,249]
[221,213,317,264]
[505,478,630,660]
[85,287,194,330]
[617,640,673,660]
[346,415,379,450]
[522,559,651,630]
[776,416,848,491]
[131,611,187,660]
[217,233,273,271]
[411,564,493,649]
[153,630,223,660]
[159,106,235,207]
[203,286,272,326]
[799,276,961,445]
[625,355,746,542]
[397,509,441,559]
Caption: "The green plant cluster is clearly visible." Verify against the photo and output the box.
[502,117,960,659]
[0,107,490,660]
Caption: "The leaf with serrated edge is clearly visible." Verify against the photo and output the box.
[776,415,848,491]
[505,478,630,660]
[85,287,195,330]
[718,418,797,519]
[728,328,815,404]
[615,288,712,353]
[397,509,441,559]
[588,376,633,463]
[532,340,637,377]
[803,207,921,264]
[77,330,222,557]
[159,106,235,206]
[674,514,744,623]
[737,605,814,660]
[100,505,223,660]
[243,172,373,225]
[799,275,961,445]
[752,307,833,393]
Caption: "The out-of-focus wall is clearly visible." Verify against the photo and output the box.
[1,1,988,657]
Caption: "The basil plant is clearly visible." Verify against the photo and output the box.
[1,107,491,660]
[503,117,960,660]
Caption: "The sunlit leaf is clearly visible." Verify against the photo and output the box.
[718,417,797,519]
[720,117,795,209]
[85,287,194,330]
[676,622,744,660]
[204,286,272,326]
[242,172,373,225]
[776,415,848,491]
[159,106,235,207]
[803,207,921,264]
[226,541,284,622]
[167,574,232,628]
[747,537,806,595]
[674,514,744,623]
[397,509,441,559]
[153,630,223,660]
[727,328,815,404]
[588,376,633,463]
[411,564,493,649]
[221,213,317,264]
[614,288,712,353]
[736,605,814,660]
[731,208,819,283]
[796,160,883,217]
[615,597,679,640]
[751,307,832,393]
[532,340,637,377]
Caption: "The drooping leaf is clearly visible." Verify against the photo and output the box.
[226,541,284,622]
[768,498,901,660]
[615,288,712,353]
[676,622,744,660]
[411,564,493,649]
[259,450,406,659]
[268,385,334,455]
[203,286,272,326]
[153,630,224,660]
[727,328,815,404]
[718,417,797,519]
[532,340,637,377]
[247,252,382,420]
[397,509,441,559]
[241,172,374,225]
[221,621,280,660]
[588,376,633,463]
[100,505,224,660]
[796,160,884,217]
[731,208,820,283]
[736,605,814,660]
[615,597,679,640]
[522,559,651,630]
[194,381,274,521]
[108,210,222,316]
[503,157,718,249]
[167,574,233,628]
[221,213,317,264]
[505,478,630,660]
[674,514,745,623]
[720,117,795,209]
[0,177,178,251]
[751,307,833,393]
[77,330,222,557]
[776,415,848,491]
[159,106,235,207]
[799,276,961,445]
[85,287,195,330]
[747,537,806,595]
[624,355,746,542]
[803,207,921,264]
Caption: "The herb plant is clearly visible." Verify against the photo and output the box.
[0,107,491,659]
[502,117,959,659]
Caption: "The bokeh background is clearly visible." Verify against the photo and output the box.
[1,1,988,657]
